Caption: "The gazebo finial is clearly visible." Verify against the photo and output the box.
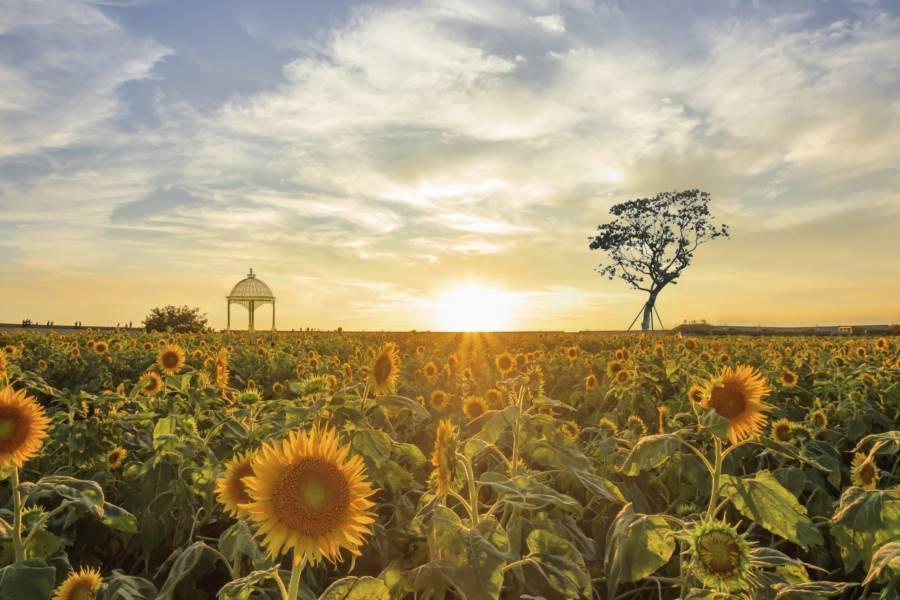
[248,267,255,278]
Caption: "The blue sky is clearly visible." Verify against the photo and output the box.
[1,0,899,330]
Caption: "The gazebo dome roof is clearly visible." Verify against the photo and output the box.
[228,269,275,302]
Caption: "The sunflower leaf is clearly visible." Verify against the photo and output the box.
[830,486,900,572]
[604,503,675,598]
[318,576,390,600]
[720,471,823,549]
[0,560,56,600]
[619,434,682,476]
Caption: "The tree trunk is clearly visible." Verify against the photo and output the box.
[641,292,658,331]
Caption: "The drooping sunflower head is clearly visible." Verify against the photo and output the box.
[584,374,598,390]
[237,388,264,405]
[597,417,618,436]
[770,418,795,443]
[53,567,102,600]
[851,452,879,490]
[216,451,256,518]
[462,395,488,420]
[106,447,127,469]
[701,365,772,444]
[423,361,438,379]
[431,419,458,498]
[495,352,514,374]
[0,386,51,469]
[370,343,400,394]
[157,344,186,375]
[242,426,376,565]
[429,389,449,411]
[215,348,230,390]
[690,519,758,593]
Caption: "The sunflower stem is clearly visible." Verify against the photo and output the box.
[11,467,25,562]
[706,437,723,519]
[286,556,306,600]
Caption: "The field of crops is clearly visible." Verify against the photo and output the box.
[0,330,897,599]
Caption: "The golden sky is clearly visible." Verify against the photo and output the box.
[1,0,899,330]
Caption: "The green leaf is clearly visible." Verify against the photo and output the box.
[854,431,900,454]
[619,434,682,476]
[479,471,582,514]
[830,486,900,572]
[0,560,56,600]
[218,568,288,600]
[700,410,730,443]
[862,541,900,586]
[524,529,591,599]
[377,395,431,422]
[318,576,390,600]
[571,469,627,504]
[99,571,158,600]
[428,505,509,600]
[156,541,228,600]
[218,520,264,567]
[102,502,139,534]
[720,471,823,548]
[772,581,856,599]
[604,503,675,598]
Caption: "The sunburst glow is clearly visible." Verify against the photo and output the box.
[432,284,521,331]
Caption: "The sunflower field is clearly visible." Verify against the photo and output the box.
[0,330,898,600]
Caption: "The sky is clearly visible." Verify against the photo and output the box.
[1,0,899,331]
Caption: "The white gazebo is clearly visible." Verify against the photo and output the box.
[227,268,275,331]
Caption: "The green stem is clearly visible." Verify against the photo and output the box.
[706,437,723,519]
[286,556,306,600]
[509,386,525,477]
[11,467,25,562]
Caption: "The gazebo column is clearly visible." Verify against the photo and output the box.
[272,300,276,330]
[249,300,255,332]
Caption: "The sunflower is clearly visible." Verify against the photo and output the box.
[93,341,109,354]
[370,343,400,394]
[423,361,438,379]
[606,360,625,378]
[584,374,598,390]
[875,337,888,351]
[809,408,828,429]
[780,369,798,389]
[242,426,376,565]
[495,352,515,374]
[690,520,758,593]
[462,396,488,420]
[431,419,457,498]
[701,365,772,444]
[851,452,879,489]
[0,386,51,469]
[2,345,16,356]
[614,369,633,385]
[106,447,127,469]
[216,451,256,518]
[615,348,630,361]
[272,382,284,397]
[565,346,578,360]
[560,421,580,440]
[157,344,186,375]
[430,389,449,411]
[0,354,7,375]
[597,417,618,436]
[140,372,164,395]
[770,418,795,443]
[688,383,707,403]
[237,389,264,404]
[485,387,503,408]
[626,415,647,436]
[53,567,102,600]
[342,363,353,380]
[215,348,230,390]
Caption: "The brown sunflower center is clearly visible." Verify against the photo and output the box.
[698,531,741,575]
[858,461,876,485]
[709,382,747,419]
[465,400,485,419]
[498,356,512,370]
[161,351,180,369]
[773,423,791,442]
[373,354,393,385]
[273,458,350,537]
[0,408,29,455]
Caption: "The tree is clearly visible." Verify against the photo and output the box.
[143,305,209,333]
[589,189,729,331]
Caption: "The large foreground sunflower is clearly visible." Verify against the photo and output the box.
[431,419,457,498]
[701,365,772,443]
[216,451,256,517]
[690,520,759,593]
[53,567,102,600]
[370,343,400,394]
[0,386,51,469]
[242,426,376,565]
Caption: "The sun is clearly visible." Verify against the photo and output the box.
[433,284,520,331]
